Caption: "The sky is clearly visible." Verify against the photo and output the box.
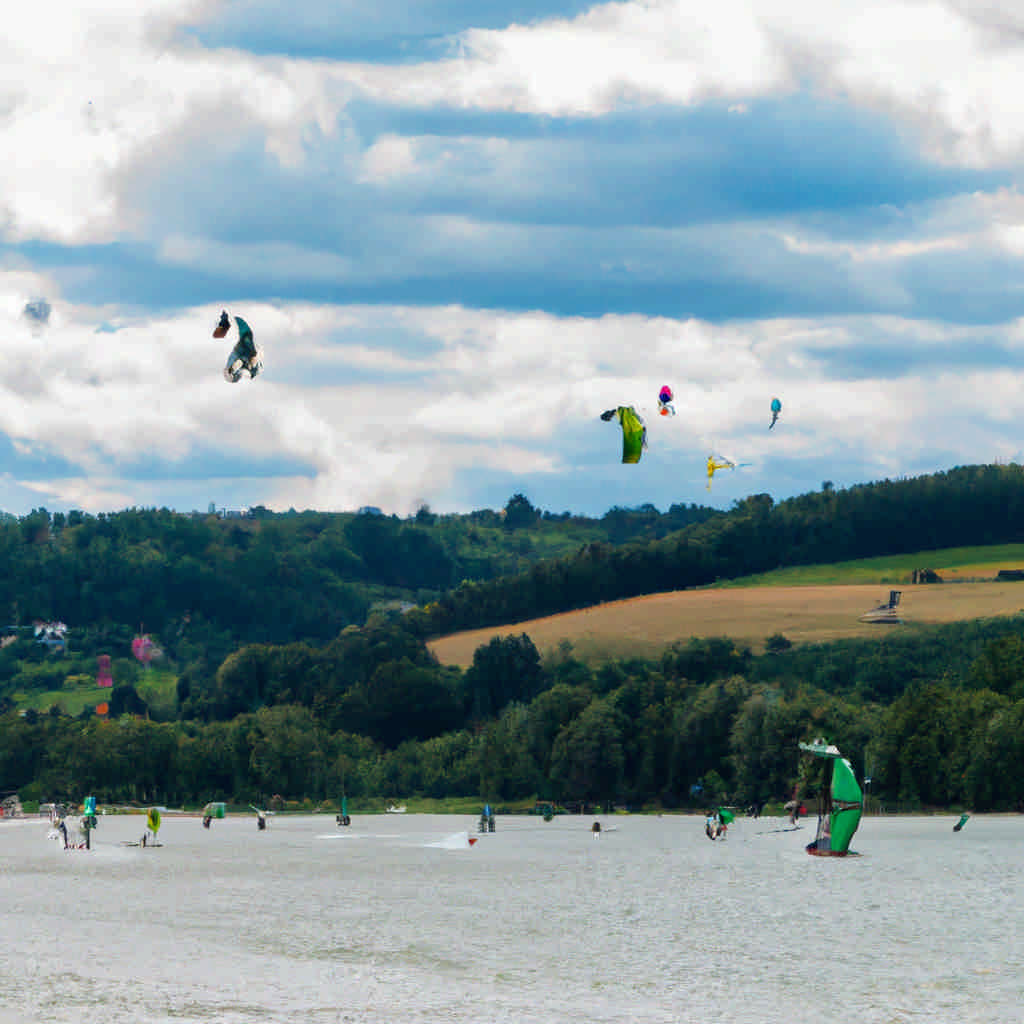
[4,0,1024,518]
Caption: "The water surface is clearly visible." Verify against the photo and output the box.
[1,813,1020,1023]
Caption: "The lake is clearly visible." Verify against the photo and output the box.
[1,812,1021,1023]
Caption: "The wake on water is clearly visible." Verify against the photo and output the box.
[426,831,476,850]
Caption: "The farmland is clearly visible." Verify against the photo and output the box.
[429,573,1024,667]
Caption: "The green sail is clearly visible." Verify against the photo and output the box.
[616,406,646,463]
[799,741,863,855]
[828,755,863,855]
[146,807,161,834]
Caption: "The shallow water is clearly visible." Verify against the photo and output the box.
[1,813,1021,1023]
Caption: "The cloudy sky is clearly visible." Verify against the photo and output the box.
[3,0,1024,518]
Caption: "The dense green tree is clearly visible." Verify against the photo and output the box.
[462,634,544,720]
[504,494,540,530]
[107,684,149,720]
[968,635,1024,699]
[550,698,627,802]
[341,659,462,748]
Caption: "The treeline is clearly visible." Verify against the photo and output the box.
[5,617,1024,811]
[413,464,1024,635]
[0,498,717,646]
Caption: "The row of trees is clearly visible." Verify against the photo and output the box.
[5,620,1024,811]
[0,498,718,648]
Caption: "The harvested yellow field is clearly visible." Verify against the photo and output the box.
[428,583,1024,668]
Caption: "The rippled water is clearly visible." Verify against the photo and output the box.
[1,813,1021,1023]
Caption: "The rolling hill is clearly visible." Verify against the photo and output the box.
[428,545,1024,667]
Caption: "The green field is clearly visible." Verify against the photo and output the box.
[714,543,1024,587]
[16,667,179,719]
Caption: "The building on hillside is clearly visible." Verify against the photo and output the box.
[33,620,67,652]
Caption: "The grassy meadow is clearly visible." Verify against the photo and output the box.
[715,543,1024,586]
[16,667,179,719]
[428,544,1024,667]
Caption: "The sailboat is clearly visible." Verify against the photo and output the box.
[798,740,863,856]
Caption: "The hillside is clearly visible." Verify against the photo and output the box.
[415,464,1024,637]
[429,554,1024,667]
[0,500,715,643]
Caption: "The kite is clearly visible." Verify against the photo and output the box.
[23,298,52,329]
[706,454,736,490]
[657,385,676,417]
[214,311,263,383]
[601,406,648,463]
[770,397,782,429]
[132,634,161,665]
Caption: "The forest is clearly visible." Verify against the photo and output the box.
[3,619,1024,812]
[0,496,715,646]
[3,464,1024,813]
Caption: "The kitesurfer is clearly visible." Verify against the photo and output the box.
[57,818,68,849]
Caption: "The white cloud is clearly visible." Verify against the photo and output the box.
[358,135,420,183]
[4,266,1024,514]
[1,1,354,244]
[341,0,1024,166]
[7,0,1024,254]
[5,2,1024,517]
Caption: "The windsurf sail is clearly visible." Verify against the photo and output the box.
[798,740,862,856]
[201,802,226,822]
[336,795,351,826]
[954,813,970,832]
[146,807,161,834]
